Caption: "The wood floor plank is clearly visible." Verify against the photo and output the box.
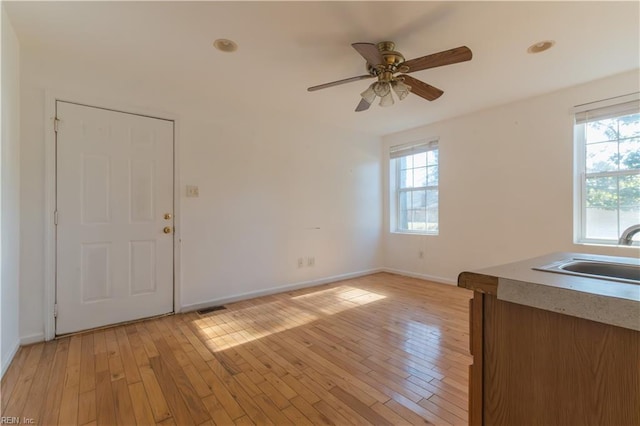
[233,415,256,426]
[22,341,58,422]
[77,390,97,425]
[115,327,142,384]
[287,395,332,425]
[384,396,434,425]
[252,392,293,424]
[329,385,393,426]
[371,400,419,425]
[257,380,290,410]
[182,363,214,398]
[3,343,44,417]
[223,378,275,426]
[136,322,160,359]
[93,331,107,356]
[149,355,197,425]
[198,366,245,420]
[127,327,151,368]
[111,378,136,425]
[280,373,321,404]
[152,338,210,423]
[67,335,82,367]
[201,394,236,426]
[234,371,263,397]
[393,392,453,426]
[312,399,353,426]
[58,383,80,424]
[282,403,315,426]
[79,334,96,393]
[179,322,215,362]
[1,346,30,411]
[407,375,467,411]
[0,273,471,426]
[95,370,117,426]
[39,339,70,425]
[424,394,468,423]
[129,381,157,425]
[263,372,297,400]
[183,346,213,373]
[139,365,172,423]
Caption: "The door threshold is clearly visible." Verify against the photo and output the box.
[55,312,175,339]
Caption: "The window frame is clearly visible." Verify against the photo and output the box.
[573,94,640,246]
[389,139,439,235]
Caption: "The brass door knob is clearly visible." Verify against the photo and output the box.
[164,213,172,220]
[163,226,172,234]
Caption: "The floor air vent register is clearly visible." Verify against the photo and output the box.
[196,305,227,315]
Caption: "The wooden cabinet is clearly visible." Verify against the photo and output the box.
[459,272,640,426]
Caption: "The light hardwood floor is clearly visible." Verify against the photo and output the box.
[1,272,472,425]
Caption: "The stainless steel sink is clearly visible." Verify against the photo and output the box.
[534,259,640,284]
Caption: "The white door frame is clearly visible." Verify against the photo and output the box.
[44,91,182,340]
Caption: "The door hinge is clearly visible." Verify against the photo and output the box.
[54,304,58,318]
[54,118,60,133]
[54,210,58,226]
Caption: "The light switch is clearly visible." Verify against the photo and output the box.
[186,185,199,197]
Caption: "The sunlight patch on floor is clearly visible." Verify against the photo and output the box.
[291,285,386,315]
[190,285,385,352]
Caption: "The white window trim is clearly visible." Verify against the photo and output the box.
[389,139,439,235]
[573,93,640,246]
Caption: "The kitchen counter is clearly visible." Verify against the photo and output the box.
[458,252,640,425]
[458,252,640,331]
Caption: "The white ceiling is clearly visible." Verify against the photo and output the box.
[5,1,640,136]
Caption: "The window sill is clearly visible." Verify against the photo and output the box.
[391,231,439,236]
[575,241,640,248]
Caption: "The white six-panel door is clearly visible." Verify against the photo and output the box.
[56,101,174,335]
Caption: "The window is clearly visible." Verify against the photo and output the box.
[390,140,439,234]
[575,96,640,245]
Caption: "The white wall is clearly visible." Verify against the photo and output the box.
[1,6,21,376]
[19,48,383,340]
[383,70,640,284]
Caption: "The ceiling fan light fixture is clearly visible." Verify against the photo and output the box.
[379,91,394,107]
[373,81,391,97]
[392,80,411,100]
[361,84,377,104]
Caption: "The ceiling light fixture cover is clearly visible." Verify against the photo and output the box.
[527,40,555,54]
[392,80,411,100]
[360,79,411,108]
[213,38,238,52]
[361,84,377,104]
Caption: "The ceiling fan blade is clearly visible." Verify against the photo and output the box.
[400,75,444,101]
[352,42,383,65]
[307,74,373,92]
[403,46,472,73]
[355,98,371,112]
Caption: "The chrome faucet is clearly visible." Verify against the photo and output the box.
[618,224,640,245]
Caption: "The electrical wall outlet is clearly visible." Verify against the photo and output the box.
[297,257,304,268]
[418,250,424,259]
[307,256,315,267]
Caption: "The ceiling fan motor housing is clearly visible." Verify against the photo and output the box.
[367,41,409,80]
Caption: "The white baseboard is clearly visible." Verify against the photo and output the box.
[381,267,457,286]
[181,268,385,313]
[20,332,45,345]
[1,339,20,379]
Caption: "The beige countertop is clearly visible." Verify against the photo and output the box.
[459,252,640,331]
